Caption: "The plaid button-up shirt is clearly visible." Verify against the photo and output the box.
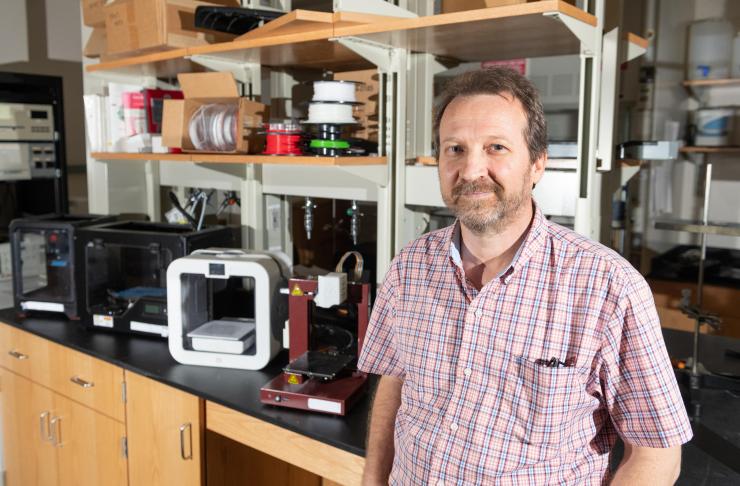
[358,205,693,485]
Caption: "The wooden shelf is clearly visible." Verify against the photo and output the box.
[655,218,740,237]
[91,152,386,166]
[86,48,195,78]
[682,78,740,88]
[332,0,597,62]
[680,146,740,154]
[90,152,192,161]
[85,1,609,74]
[625,32,648,50]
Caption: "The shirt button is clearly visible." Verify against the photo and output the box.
[463,367,472,377]
[450,422,458,432]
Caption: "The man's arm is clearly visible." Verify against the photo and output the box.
[362,375,403,486]
[610,442,682,485]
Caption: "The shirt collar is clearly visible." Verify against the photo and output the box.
[446,200,548,282]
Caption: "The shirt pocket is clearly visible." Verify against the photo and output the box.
[495,356,591,454]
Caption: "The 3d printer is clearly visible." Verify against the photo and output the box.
[167,248,289,370]
[260,252,369,416]
[10,214,116,319]
[77,221,236,338]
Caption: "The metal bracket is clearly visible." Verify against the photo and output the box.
[338,165,390,188]
[543,12,598,55]
[334,0,417,18]
[596,27,622,173]
[187,55,260,86]
[335,37,401,72]
[620,164,642,186]
[623,37,647,63]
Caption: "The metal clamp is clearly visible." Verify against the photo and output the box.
[8,350,28,360]
[179,423,193,460]
[50,416,62,447]
[70,376,94,388]
[39,411,51,442]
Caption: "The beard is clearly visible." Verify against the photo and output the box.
[441,176,530,235]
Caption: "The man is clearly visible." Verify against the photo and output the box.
[357,68,692,485]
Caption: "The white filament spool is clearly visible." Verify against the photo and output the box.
[306,102,355,124]
[188,103,239,151]
[312,81,357,103]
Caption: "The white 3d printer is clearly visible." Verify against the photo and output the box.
[166,248,289,370]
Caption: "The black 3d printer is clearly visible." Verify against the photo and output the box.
[77,221,236,338]
[10,214,115,319]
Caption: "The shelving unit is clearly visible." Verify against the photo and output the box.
[682,78,740,88]
[680,146,740,154]
[82,0,647,282]
[91,153,386,166]
[655,219,740,237]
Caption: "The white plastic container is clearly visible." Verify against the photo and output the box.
[693,107,735,146]
[732,33,740,78]
[688,19,734,80]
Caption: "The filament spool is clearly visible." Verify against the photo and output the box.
[309,139,350,157]
[305,102,355,124]
[312,80,359,103]
[262,122,304,155]
[188,104,239,151]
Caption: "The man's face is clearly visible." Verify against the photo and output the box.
[438,93,545,235]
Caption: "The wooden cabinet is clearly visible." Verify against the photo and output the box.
[53,392,128,486]
[0,369,58,486]
[125,371,204,486]
[0,369,128,486]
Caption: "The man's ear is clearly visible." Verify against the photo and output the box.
[531,154,547,187]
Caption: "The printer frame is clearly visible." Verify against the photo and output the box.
[76,221,235,338]
[10,214,115,319]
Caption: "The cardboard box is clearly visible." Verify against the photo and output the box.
[161,72,268,154]
[83,27,107,58]
[103,0,236,57]
[82,0,109,27]
[441,0,573,13]
[334,69,378,142]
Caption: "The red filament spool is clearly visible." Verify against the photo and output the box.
[263,123,304,155]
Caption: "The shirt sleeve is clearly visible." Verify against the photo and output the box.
[599,272,693,448]
[357,254,405,378]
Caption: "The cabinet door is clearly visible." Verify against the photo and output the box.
[125,371,203,486]
[52,392,128,486]
[0,369,58,486]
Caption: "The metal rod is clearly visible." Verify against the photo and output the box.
[692,162,712,376]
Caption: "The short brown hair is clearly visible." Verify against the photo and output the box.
[432,67,547,163]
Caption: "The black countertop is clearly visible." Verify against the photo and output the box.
[0,309,372,457]
[3,307,740,481]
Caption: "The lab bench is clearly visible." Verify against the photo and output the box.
[1,307,739,485]
[0,308,368,486]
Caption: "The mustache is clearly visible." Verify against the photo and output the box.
[451,179,502,198]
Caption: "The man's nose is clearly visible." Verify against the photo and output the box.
[459,148,488,181]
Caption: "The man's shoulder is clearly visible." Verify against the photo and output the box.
[397,225,452,261]
[544,220,643,286]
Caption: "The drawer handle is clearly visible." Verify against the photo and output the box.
[179,423,193,460]
[50,416,62,447]
[39,411,51,442]
[8,350,28,360]
[70,376,94,388]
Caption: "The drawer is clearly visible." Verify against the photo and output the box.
[51,344,126,423]
[0,324,53,386]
